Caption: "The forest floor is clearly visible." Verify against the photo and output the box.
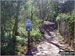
[32,21,74,56]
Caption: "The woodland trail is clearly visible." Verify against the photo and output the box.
[32,21,73,56]
[32,21,61,56]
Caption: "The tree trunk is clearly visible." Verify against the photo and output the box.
[13,1,21,36]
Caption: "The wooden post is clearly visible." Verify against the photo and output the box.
[26,31,33,56]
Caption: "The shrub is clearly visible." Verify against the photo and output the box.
[56,13,75,32]
[31,29,42,43]
[16,36,27,45]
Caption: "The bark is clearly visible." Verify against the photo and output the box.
[13,1,21,36]
[1,1,6,38]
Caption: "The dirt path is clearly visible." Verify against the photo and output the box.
[31,21,62,56]
[20,21,73,56]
